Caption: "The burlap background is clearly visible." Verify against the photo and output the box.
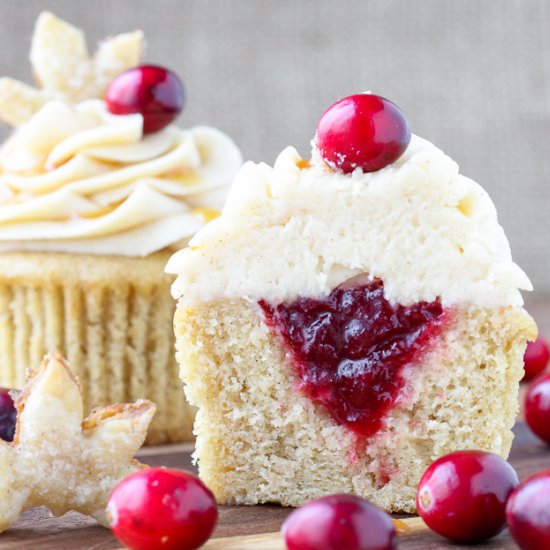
[0,0,548,294]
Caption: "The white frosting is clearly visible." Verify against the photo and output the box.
[167,135,532,307]
[0,99,242,256]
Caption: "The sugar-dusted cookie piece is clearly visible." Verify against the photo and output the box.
[0,353,155,532]
[0,12,143,126]
[0,79,45,127]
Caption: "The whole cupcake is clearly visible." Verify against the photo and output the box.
[167,94,535,510]
[0,12,242,444]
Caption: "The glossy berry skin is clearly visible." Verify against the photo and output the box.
[106,468,217,550]
[0,388,16,442]
[523,336,550,381]
[525,373,550,444]
[416,450,518,543]
[506,469,550,550]
[106,65,185,133]
[316,93,411,174]
[282,494,396,550]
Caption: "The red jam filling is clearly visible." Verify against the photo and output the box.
[259,279,446,438]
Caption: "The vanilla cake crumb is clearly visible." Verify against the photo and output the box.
[175,300,535,511]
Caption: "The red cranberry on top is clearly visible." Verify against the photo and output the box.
[106,65,185,134]
[316,93,411,174]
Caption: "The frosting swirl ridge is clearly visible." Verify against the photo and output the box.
[0,99,242,256]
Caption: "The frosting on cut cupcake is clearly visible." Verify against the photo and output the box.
[0,99,242,256]
[167,135,531,307]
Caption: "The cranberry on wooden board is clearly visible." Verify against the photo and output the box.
[525,373,550,444]
[106,468,217,550]
[106,65,185,133]
[416,450,518,543]
[260,279,446,438]
[282,494,396,550]
[523,336,550,381]
[506,469,550,550]
[316,93,411,173]
[0,388,16,442]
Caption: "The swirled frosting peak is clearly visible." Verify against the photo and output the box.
[0,99,242,256]
[167,136,531,307]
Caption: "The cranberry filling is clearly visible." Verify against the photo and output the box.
[260,279,446,438]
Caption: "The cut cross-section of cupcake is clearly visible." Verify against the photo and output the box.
[166,94,536,512]
[259,279,448,438]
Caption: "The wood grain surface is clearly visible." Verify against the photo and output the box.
[0,421,547,549]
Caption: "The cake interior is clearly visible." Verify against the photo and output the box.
[175,289,535,512]
[259,278,447,438]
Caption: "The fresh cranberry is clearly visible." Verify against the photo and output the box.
[316,93,411,174]
[417,450,518,543]
[106,65,185,133]
[506,469,550,550]
[0,388,16,442]
[523,336,550,381]
[260,279,446,438]
[106,468,217,550]
[282,494,396,550]
[525,373,550,444]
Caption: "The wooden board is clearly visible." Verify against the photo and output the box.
[0,421,548,549]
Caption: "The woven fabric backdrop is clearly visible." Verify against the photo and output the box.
[0,0,548,294]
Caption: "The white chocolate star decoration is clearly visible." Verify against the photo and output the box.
[0,353,155,532]
[0,11,143,126]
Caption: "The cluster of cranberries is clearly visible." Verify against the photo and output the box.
[103,455,550,550]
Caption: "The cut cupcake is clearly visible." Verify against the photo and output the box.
[0,13,242,444]
[167,93,536,512]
